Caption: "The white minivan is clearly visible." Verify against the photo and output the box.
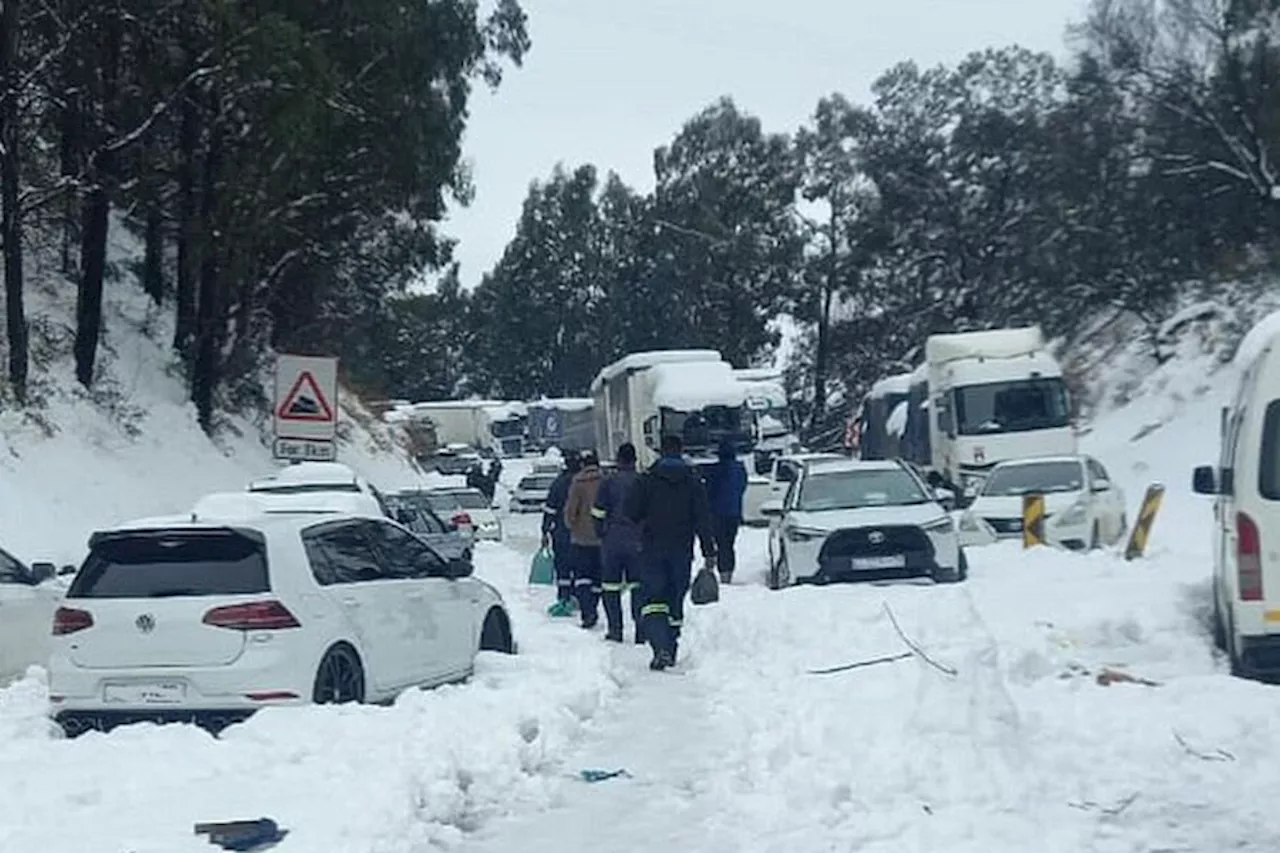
[1193,334,1280,678]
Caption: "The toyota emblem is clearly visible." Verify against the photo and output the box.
[135,613,156,634]
[868,531,886,544]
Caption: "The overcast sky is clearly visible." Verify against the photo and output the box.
[442,0,1088,289]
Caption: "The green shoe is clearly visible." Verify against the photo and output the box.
[547,599,576,618]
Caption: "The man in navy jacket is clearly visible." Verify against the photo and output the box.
[702,439,748,584]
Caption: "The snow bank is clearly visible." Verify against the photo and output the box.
[0,539,621,851]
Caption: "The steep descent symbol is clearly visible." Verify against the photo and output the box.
[277,370,335,422]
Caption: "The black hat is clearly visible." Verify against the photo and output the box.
[617,443,637,465]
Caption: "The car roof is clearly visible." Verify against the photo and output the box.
[990,455,1085,469]
[248,461,361,490]
[100,508,384,539]
[803,457,906,474]
[780,452,844,463]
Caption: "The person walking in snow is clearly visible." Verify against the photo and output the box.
[563,450,606,629]
[702,439,748,584]
[542,449,582,616]
[624,433,717,671]
[591,442,645,644]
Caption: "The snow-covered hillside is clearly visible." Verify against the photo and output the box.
[0,225,422,567]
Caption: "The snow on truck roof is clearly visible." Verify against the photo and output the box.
[733,367,782,382]
[924,326,1045,364]
[1234,310,1280,369]
[529,397,593,412]
[869,373,912,398]
[650,361,748,410]
[590,350,723,392]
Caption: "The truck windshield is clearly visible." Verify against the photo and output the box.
[953,379,1070,436]
[661,406,750,452]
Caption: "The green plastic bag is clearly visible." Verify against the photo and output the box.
[529,547,555,586]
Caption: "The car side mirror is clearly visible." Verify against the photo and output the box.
[448,556,473,578]
[58,564,77,576]
[934,487,956,511]
[1091,479,1111,493]
[28,562,55,584]
[1192,465,1218,495]
[760,499,785,518]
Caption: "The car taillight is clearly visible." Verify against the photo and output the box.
[1237,511,1264,601]
[202,600,300,631]
[53,607,94,636]
[452,512,473,527]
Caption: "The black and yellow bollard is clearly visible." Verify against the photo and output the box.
[1022,493,1046,548]
[1123,483,1165,561]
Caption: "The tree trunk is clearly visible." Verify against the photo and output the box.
[173,88,197,352]
[74,168,111,388]
[142,207,164,304]
[809,205,840,433]
[72,7,121,389]
[192,93,221,432]
[1,0,28,403]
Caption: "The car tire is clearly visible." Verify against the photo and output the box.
[1090,522,1100,551]
[957,548,969,581]
[1212,592,1228,652]
[313,644,366,705]
[479,607,515,654]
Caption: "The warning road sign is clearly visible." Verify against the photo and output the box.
[274,355,338,450]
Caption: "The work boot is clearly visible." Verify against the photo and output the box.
[604,630,623,643]
[649,649,673,671]
[719,572,732,585]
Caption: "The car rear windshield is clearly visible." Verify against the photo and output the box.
[68,530,269,599]
[981,461,1083,497]
[521,476,557,490]
[449,491,490,509]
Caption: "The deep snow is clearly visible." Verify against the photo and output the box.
[4,286,1280,849]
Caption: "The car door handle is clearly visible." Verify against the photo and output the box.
[341,597,361,608]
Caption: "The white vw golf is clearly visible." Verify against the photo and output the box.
[47,500,515,735]
[762,458,966,589]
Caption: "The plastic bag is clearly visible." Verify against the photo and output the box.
[690,566,719,605]
[528,547,555,586]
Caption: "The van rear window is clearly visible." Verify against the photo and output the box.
[1260,402,1280,500]
[68,530,269,599]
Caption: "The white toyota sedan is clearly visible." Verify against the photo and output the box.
[47,505,515,736]
[960,455,1127,550]
[762,458,966,589]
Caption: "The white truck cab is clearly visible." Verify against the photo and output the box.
[924,326,1076,494]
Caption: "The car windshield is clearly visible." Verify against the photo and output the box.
[981,461,1084,496]
[953,378,1070,435]
[796,468,929,511]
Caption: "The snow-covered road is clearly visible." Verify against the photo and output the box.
[6,368,1280,852]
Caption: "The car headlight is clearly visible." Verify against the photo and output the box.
[785,525,828,542]
[1054,501,1088,527]
[922,515,954,534]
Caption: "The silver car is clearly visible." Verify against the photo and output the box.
[420,488,504,541]
[510,473,558,514]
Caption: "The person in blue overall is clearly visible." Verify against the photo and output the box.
[591,442,645,644]
[702,439,748,584]
[624,433,717,671]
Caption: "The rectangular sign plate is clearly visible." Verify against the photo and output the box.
[103,681,186,705]
[273,437,337,462]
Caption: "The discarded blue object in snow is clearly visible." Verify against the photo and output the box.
[194,818,289,851]
[579,768,631,783]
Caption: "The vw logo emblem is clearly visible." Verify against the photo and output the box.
[135,613,156,634]
[868,531,886,544]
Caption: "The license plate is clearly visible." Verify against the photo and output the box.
[850,555,906,570]
[103,681,186,705]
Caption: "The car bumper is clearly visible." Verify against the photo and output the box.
[786,528,960,584]
[47,648,313,733]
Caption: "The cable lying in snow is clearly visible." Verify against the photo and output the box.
[807,605,957,677]
[882,602,958,677]
[1173,731,1235,762]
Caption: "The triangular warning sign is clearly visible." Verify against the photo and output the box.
[277,370,335,422]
